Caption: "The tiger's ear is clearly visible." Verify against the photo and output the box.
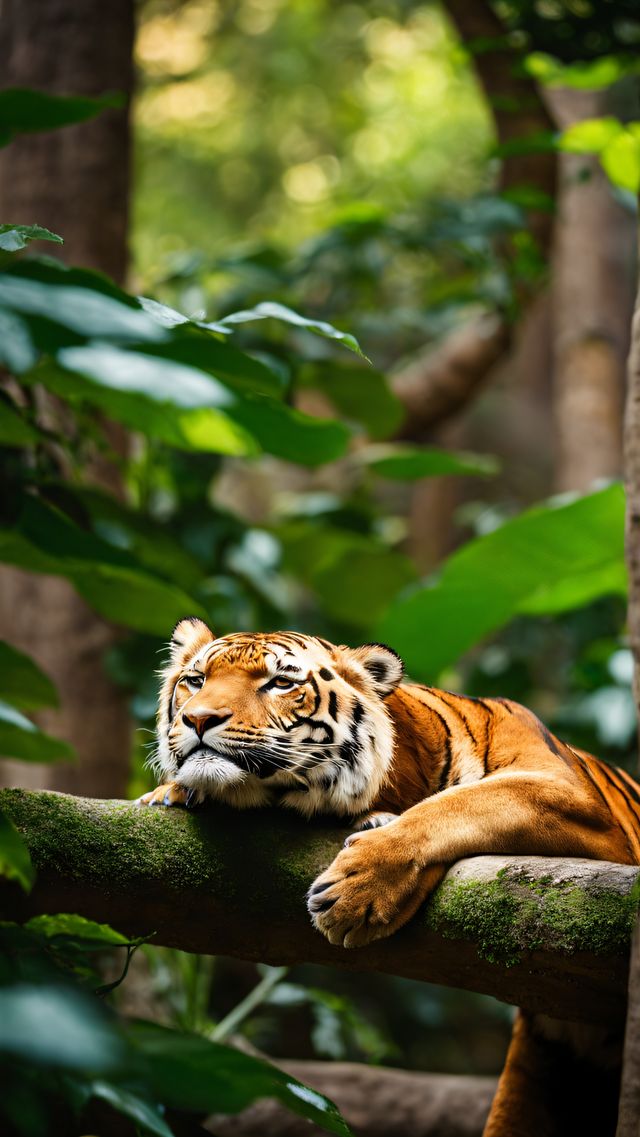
[170,617,214,664]
[339,643,404,699]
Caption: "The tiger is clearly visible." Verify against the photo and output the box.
[139,617,640,1137]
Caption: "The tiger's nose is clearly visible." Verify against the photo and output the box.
[182,710,232,738]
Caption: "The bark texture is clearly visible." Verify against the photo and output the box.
[626,296,640,733]
[1,789,638,1027]
[0,0,134,797]
[549,87,634,492]
[206,1063,496,1137]
[617,913,640,1137]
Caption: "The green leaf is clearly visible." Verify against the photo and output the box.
[0,497,208,635]
[0,274,167,344]
[220,300,368,360]
[376,484,626,682]
[231,397,350,466]
[25,914,132,948]
[0,397,40,445]
[0,88,123,147]
[0,641,58,709]
[0,224,63,252]
[525,53,640,91]
[0,700,74,763]
[90,1082,174,1137]
[305,364,403,440]
[0,309,39,374]
[0,984,122,1071]
[601,129,640,193]
[557,117,622,155]
[0,809,35,891]
[135,325,284,398]
[138,294,230,335]
[314,545,416,627]
[129,1021,351,1137]
[39,358,256,457]
[361,444,499,480]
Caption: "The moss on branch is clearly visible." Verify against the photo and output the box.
[0,788,638,1025]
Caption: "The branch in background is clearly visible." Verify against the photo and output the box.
[393,0,557,436]
[0,789,637,1027]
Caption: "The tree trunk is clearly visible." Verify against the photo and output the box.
[549,87,634,493]
[0,0,134,797]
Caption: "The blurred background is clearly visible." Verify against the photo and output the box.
[1,0,640,1117]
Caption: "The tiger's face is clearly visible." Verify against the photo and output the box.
[155,618,404,817]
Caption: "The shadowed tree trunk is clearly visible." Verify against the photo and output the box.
[0,0,135,797]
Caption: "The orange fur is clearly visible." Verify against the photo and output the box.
[141,622,640,1136]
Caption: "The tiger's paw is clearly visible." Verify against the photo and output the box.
[136,782,199,809]
[307,827,442,949]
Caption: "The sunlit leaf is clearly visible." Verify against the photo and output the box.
[601,129,640,193]
[0,700,74,763]
[525,53,640,91]
[0,275,167,344]
[0,641,58,709]
[557,117,622,155]
[376,484,625,682]
[0,809,35,892]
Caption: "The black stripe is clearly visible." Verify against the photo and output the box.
[613,766,640,809]
[436,693,478,748]
[432,709,453,792]
[494,698,515,714]
[328,690,339,721]
[597,762,640,820]
[575,754,614,817]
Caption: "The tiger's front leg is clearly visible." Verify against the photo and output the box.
[308,770,611,948]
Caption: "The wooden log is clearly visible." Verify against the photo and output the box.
[0,788,638,1026]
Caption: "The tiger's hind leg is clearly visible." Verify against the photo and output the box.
[485,1011,622,1137]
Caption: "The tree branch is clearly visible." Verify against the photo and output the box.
[0,789,637,1027]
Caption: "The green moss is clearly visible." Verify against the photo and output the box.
[427,869,640,967]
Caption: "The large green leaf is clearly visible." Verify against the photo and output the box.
[221,300,368,360]
[139,326,284,398]
[0,984,122,1071]
[0,88,122,147]
[376,484,626,682]
[0,497,207,634]
[0,809,35,892]
[0,641,58,709]
[360,444,499,480]
[0,274,166,346]
[0,700,74,763]
[129,1021,351,1137]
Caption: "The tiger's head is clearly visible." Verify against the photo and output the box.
[155,618,404,817]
